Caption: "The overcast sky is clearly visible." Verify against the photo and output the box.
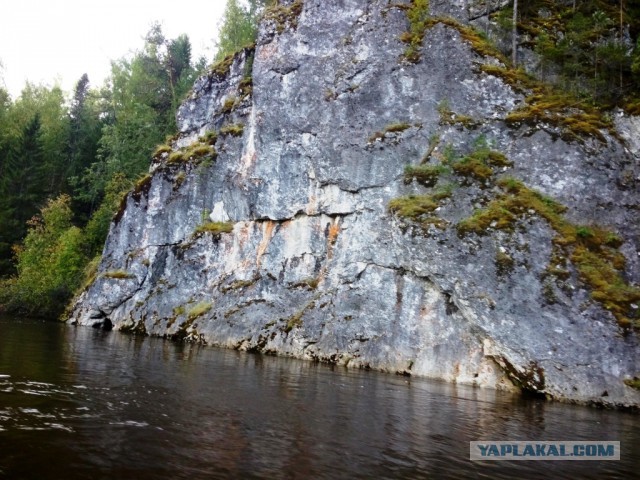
[0,0,227,98]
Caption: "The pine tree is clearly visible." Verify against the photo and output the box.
[14,114,45,229]
[215,0,256,61]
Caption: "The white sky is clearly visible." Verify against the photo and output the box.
[0,0,227,98]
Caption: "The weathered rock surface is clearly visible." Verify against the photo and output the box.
[70,0,640,408]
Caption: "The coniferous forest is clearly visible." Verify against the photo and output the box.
[1,0,640,319]
[0,25,207,317]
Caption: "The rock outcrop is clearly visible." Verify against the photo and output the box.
[70,0,640,408]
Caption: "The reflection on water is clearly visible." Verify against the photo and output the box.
[0,318,638,479]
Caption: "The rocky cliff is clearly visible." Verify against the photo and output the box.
[70,0,640,408]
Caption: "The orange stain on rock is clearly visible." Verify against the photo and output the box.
[256,221,276,268]
[328,221,340,246]
[315,217,341,287]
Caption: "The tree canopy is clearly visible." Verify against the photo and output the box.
[215,0,276,60]
[0,24,205,316]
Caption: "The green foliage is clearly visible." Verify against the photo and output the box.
[79,255,101,292]
[389,194,440,218]
[385,122,412,133]
[0,195,87,317]
[451,156,493,181]
[210,54,236,78]
[479,64,535,94]
[239,76,253,97]
[285,311,304,333]
[437,100,481,128]
[284,299,316,333]
[411,16,506,63]
[153,144,172,157]
[173,172,187,190]
[82,173,133,255]
[369,122,412,142]
[291,277,319,290]
[576,226,594,239]
[480,63,614,142]
[441,143,457,164]
[76,24,203,203]
[215,0,277,63]
[200,130,218,145]
[504,92,612,143]
[194,221,235,236]
[215,0,259,61]
[221,96,239,114]
[166,139,218,165]
[393,135,640,330]
[133,174,152,198]
[404,164,449,187]
[457,177,564,236]
[67,74,103,207]
[493,0,640,108]
[457,177,639,330]
[263,0,303,34]
[451,138,513,182]
[0,24,206,316]
[397,0,431,63]
[168,151,185,164]
[102,270,134,279]
[220,123,245,137]
[188,144,217,158]
[388,187,452,228]
[0,84,74,275]
[187,301,212,320]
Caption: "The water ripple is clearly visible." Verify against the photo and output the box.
[0,319,638,480]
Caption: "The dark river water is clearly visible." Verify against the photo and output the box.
[0,317,638,479]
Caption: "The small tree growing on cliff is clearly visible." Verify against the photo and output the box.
[215,0,256,61]
[215,0,277,61]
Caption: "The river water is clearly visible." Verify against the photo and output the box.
[0,318,638,479]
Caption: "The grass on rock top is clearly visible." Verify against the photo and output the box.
[167,139,218,165]
[369,122,413,142]
[478,64,614,143]
[102,269,134,279]
[187,301,212,321]
[220,124,244,137]
[194,221,235,236]
[391,133,639,331]
[404,164,450,187]
[457,177,640,330]
[389,186,452,230]
[264,0,304,34]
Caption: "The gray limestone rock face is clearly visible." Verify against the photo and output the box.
[69,0,640,408]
